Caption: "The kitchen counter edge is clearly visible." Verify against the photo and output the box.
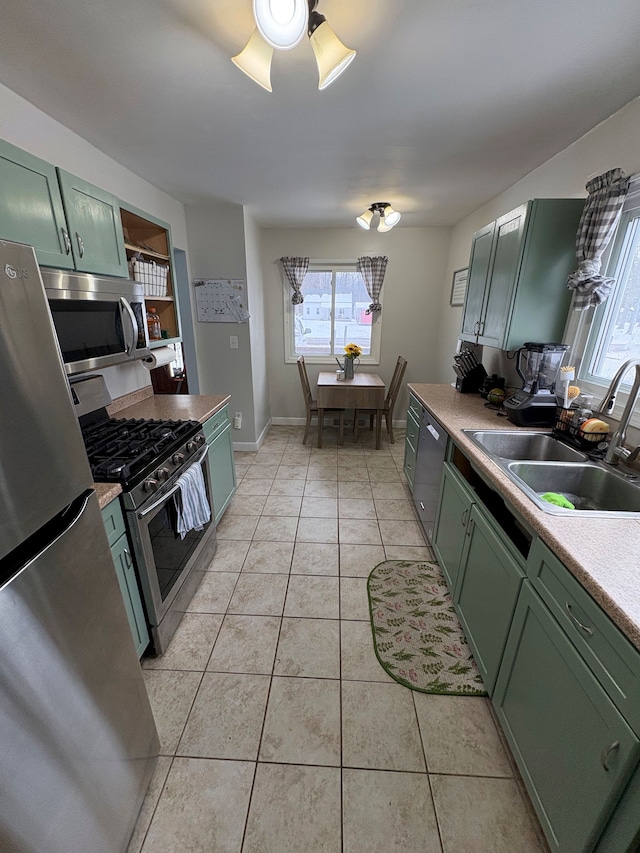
[95,394,231,510]
[408,383,640,651]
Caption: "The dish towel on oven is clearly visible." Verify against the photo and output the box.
[174,461,211,539]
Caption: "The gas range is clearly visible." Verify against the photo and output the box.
[71,374,217,655]
[81,416,206,508]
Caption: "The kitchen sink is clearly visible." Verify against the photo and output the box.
[463,430,587,463]
[461,429,640,516]
[507,461,640,515]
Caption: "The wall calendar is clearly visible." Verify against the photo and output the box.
[194,278,250,323]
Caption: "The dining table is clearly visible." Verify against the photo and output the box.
[316,371,386,449]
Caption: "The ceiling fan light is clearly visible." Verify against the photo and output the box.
[382,205,401,227]
[253,0,308,50]
[309,20,356,90]
[232,29,274,92]
[356,208,373,230]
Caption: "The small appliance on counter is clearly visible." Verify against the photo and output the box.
[453,347,488,393]
[503,341,570,426]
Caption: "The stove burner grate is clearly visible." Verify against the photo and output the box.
[82,417,201,487]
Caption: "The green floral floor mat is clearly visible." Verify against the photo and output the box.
[367,559,487,695]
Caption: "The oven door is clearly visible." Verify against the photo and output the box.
[127,444,217,654]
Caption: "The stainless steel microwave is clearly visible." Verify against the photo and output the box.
[42,268,150,375]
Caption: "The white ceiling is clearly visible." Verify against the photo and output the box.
[2,0,640,228]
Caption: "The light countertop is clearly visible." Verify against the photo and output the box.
[408,383,640,651]
[95,392,231,510]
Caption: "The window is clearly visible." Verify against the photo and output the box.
[284,262,382,363]
[571,180,640,406]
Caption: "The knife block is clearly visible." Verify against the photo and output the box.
[455,364,487,394]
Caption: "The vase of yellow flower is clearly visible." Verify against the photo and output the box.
[343,343,362,380]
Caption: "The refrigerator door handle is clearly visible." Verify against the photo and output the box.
[120,297,137,355]
[1,492,92,592]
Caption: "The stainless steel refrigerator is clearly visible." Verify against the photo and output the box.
[0,240,159,853]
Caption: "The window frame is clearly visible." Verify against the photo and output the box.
[282,259,383,365]
[565,176,640,423]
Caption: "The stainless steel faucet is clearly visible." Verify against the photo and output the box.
[595,358,640,466]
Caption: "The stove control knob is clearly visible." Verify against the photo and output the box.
[172,452,185,465]
[144,478,158,493]
[186,439,200,452]
[156,467,170,482]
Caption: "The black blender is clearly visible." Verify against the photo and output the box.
[503,342,569,426]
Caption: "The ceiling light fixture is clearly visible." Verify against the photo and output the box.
[356,202,402,232]
[253,0,308,50]
[232,0,356,92]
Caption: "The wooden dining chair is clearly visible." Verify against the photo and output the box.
[297,356,345,445]
[353,356,407,445]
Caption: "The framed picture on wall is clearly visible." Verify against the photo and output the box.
[450,267,468,306]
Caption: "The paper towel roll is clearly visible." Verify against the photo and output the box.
[142,346,176,370]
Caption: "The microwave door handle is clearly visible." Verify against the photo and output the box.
[137,444,209,519]
[120,297,137,355]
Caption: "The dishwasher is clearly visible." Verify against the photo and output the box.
[412,408,447,544]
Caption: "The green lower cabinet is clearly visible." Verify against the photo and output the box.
[493,583,640,853]
[432,462,474,592]
[454,503,525,694]
[204,407,237,524]
[101,499,149,658]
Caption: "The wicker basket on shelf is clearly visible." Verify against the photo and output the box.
[129,258,169,297]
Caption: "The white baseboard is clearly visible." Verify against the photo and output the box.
[232,417,273,452]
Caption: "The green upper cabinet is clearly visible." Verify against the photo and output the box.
[57,169,129,277]
[460,221,495,341]
[0,139,74,268]
[460,198,584,351]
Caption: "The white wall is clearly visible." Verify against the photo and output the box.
[243,210,271,440]
[0,83,188,250]
[434,95,640,384]
[184,202,256,442]
[261,226,452,423]
[0,83,190,399]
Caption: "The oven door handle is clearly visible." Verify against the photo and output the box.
[120,297,137,356]
[137,444,209,519]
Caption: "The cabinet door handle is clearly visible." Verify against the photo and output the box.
[600,740,620,772]
[465,517,474,537]
[461,508,469,528]
[61,227,72,255]
[76,232,85,258]
[565,602,593,636]
[123,548,132,568]
[419,501,425,511]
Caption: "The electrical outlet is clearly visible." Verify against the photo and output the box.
[230,336,238,349]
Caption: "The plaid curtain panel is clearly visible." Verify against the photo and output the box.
[567,168,630,310]
[357,255,388,315]
[281,257,309,304]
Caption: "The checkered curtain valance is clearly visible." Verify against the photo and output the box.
[357,255,388,315]
[281,257,309,304]
[567,168,630,310]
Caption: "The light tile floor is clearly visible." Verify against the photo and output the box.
[129,424,550,853]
